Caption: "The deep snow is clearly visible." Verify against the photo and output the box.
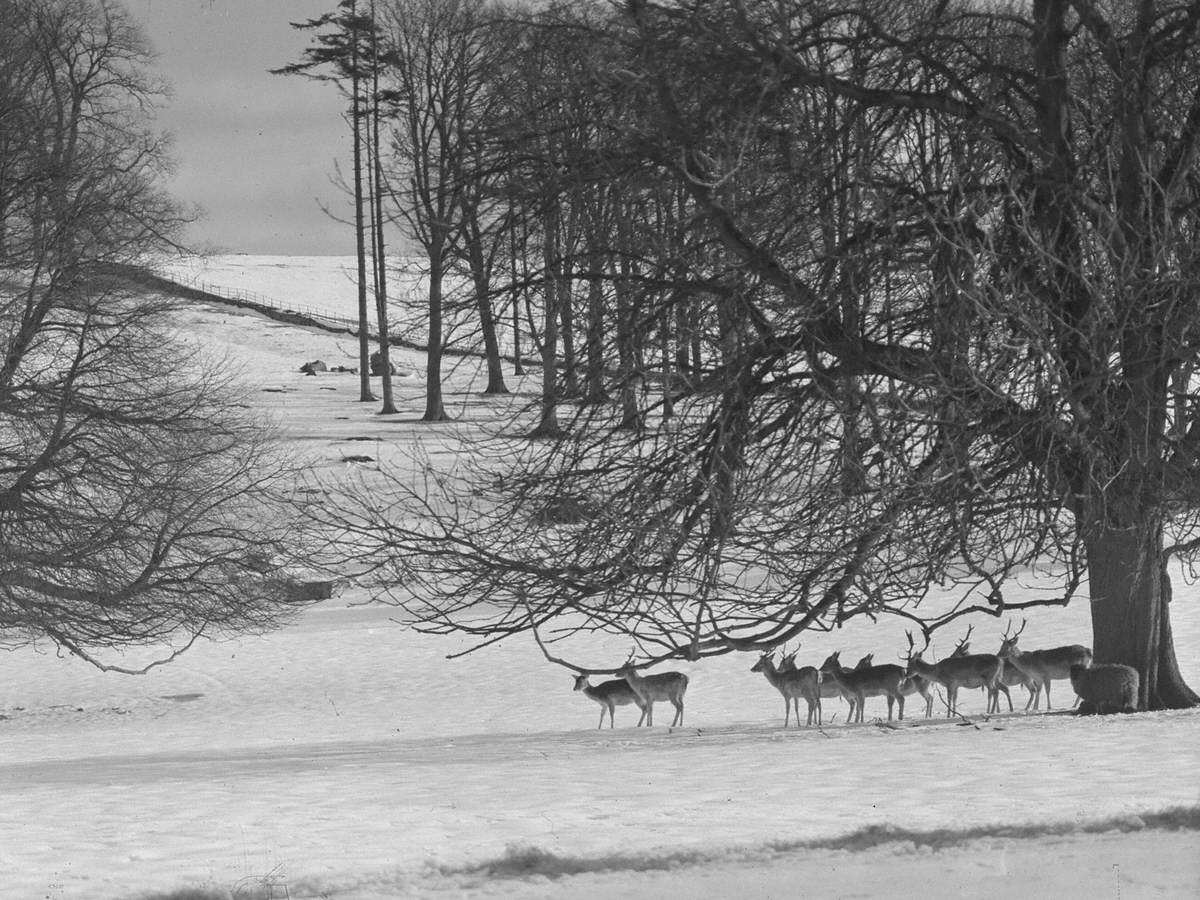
[1,257,1198,899]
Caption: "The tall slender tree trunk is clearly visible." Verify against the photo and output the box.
[368,4,397,416]
[530,209,561,437]
[660,310,673,422]
[558,261,578,399]
[582,274,607,404]
[614,257,643,435]
[350,32,375,403]
[508,201,525,377]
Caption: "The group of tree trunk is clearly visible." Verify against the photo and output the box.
[308,0,1200,711]
[0,0,310,671]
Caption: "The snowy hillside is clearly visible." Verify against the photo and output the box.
[1,259,1198,900]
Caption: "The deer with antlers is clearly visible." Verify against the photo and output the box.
[573,674,648,729]
[905,629,1004,717]
[751,650,822,726]
[780,647,865,719]
[947,630,1026,714]
[616,656,689,727]
[998,619,1093,710]
[819,651,909,722]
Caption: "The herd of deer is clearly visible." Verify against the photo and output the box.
[573,621,1141,729]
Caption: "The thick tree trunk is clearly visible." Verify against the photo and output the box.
[1086,523,1198,710]
[423,247,449,422]
[473,274,509,395]
[582,275,608,404]
[1155,566,1200,708]
[465,223,508,395]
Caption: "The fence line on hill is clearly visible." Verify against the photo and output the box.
[154,268,539,367]
[184,278,368,337]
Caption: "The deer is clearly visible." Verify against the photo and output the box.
[819,651,908,722]
[616,656,689,727]
[572,674,648,729]
[904,631,1004,717]
[1069,663,1139,714]
[998,619,1093,710]
[780,647,861,719]
[948,629,1020,714]
[899,661,937,719]
[750,651,822,726]
[843,651,935,719]
[975,621,1043,711]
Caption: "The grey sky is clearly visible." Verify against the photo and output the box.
[134,1,354,255]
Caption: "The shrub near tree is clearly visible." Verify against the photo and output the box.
[0,0,312,670]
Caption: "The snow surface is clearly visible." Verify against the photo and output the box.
[2,258,1199,899]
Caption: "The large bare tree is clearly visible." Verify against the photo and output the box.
[1,0,313,671]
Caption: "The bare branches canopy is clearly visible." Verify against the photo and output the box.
[312,0,1199,710]
[1,0,314,668]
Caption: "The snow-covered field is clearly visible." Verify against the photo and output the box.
[2,257,1199,899]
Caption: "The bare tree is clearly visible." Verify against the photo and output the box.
[1,0,313,670]
[380,0,502,422]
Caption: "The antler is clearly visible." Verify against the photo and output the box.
[953,624,974,654]
[1000,617,1027,647]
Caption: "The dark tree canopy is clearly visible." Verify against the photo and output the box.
[314,0,1200,710]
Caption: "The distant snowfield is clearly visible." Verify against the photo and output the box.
[2,258,1198,899]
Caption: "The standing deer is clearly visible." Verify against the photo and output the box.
[998,619,1093,710]
[900,666,937,719]
[904,632,1004,717]
[781,648,869,719]
[751,651,822,726]
[819,651,908,722]
[949,628,1017,713]
[616,658,689,727]
[573,674,648,729]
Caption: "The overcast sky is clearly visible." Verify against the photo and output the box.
[134,1,355,255]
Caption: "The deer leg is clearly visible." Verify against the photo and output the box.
[1044,681,1053,710]
[672,701,683,727]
